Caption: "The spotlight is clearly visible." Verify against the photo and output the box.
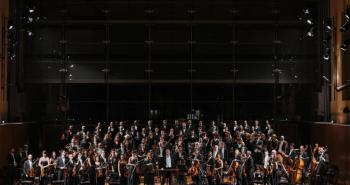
[340,20,350,32]
[8,25,14,30]
[323,48,330,60]
[306,18,314,25]
[336,80,350,91]
[307,27,315,37]
[341,39,350,51]
[69,64,74,68]
[303,8,310,15]
[345,7,350,20]
[27,17,34,23]
[322,76,330,83]
[28,7,35,13]
[325,18,333,32]
[323,54,330,60]
[27,30,34,36]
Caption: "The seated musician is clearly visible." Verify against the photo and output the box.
[23,154,35,180]
[160,148,174,185]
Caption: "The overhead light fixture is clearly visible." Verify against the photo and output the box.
[28,7,35,13]
[27,30,34,36]
[336,80,350,91]
[345,7,350,20]
[340,20,350,32]
[322,76,330,83]
[303,8,310,15]
[306,18,314,25]
[341,39,350,51]
[8,24,14,30]
[325,18,333,32]
[307,27,315,37]
[323,48,331,60]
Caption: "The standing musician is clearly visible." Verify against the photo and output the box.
[128,151,139,185]
[160,148,174,185]
[118,154,128,185]
[95,152,107,185]
[38,151,50,185]
[176,152,187,185]
[143,152,155,185]
[188,159,201,185]
[107,149,119,182]
[67,153,78,185]
[15,119,332,185]
[56,150,68,182]
[23,154,36,181]
[213,154,223,185]
[206,151,215,185]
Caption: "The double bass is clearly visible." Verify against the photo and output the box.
[292,155,305,184]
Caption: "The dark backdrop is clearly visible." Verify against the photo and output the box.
[8,0,325,122]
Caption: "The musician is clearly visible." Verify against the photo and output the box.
[278,136,289,156]
[188,159,201,185]
[48,151,57,180]
[67,153,78,185]
[314,147,329,184]
[143,152,155,185]
[95,152,107,185]
[118,154,128,185]
[38,150,50,185]
[56,150,67,181]
[23,154,35,180]
[176,151,187,185]
[7,148,21,185]
[244,151,255,185]
[107,149,118,181]
[160,148,174,185]
[213,154,223,185]
[128,151,139,185]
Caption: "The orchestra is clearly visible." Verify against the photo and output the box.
[10,119,331,185]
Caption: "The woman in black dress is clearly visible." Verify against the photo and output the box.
[118,154,128,185]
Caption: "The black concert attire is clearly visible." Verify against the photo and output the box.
[176,156,187,185]
[7,152,21,184]
[40,160,49,185]
[143,158,155,185]
[128,157,139,185]
[118,160,128,185]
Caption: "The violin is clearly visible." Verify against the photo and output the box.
[27,159,38,178]
[188,160,200,177]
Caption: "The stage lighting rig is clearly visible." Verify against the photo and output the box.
[336,80,350,91]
